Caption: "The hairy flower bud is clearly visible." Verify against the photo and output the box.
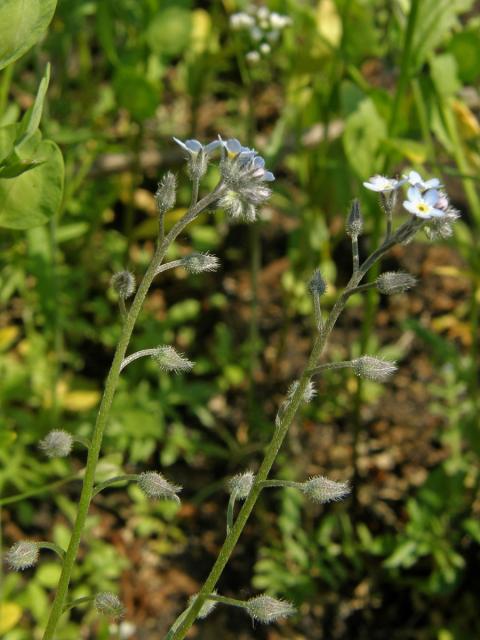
[111,271,136,299]
[39,430,73,458]
[155,172,177,214]
[181,252,220,274]
[309,269,327,296]
[301,476,350,504]
[228,471,255,499]
[94,592,125,619]
[346,199,364,239]
[153,345,194,373]
[5,541,39,571]
[352,356,397,381]
[188,592,218,619]
[245,595,295,624]
[137,471,182,502]
[376,271,416,295]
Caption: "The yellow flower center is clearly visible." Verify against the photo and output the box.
[417,203,429,212]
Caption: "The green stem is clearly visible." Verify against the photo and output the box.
[259,480,302,490]
[42,186,224,640]
[62,595,95,613]
[169,218,418,639]
[38,542,66,561]
[226,492,236,534]
[92,474,138,497]
[0,474,80,507]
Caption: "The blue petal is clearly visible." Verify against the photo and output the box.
[185,139,203,152]
[225,138,242,154]
[204,140,222,154]
[173,137,189,151]
[253,156,265,169]
[263,171,275,182]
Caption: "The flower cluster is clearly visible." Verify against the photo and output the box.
[218,138,274,222]
[363,169,460,236]
[229,5,291,63]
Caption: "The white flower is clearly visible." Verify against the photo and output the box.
[246,50,261,64]
[403,187,444,219]
[269,12,292,29]
[403,170,441,190]
[230,12,255,30]
[363,175,402,192]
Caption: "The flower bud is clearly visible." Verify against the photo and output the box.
[301,476,350,504]
[5,541,39,571]
[228,471,255,499]
[39,430,73,458]
[376,271,416,295]
[137,471,182,502]
[94,592,125,619]
[346,199,364,239]
[181,252,220,274]
[111,271,136,299]
[352,356,397,381]
[155,172,177,214]
[153,345,194,373]
[188,592,218,619]
[309,269,327,296]
[245,595,295,624]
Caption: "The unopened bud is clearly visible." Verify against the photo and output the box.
[228,471,255,499]
[188,149,209,180]
[376,271,416,295]
[181,252,220,274]
[153,345,194,373]
[137,471,182,502]
[346,199,364,238]
[94,592,125,619]
[39,430,73,458]
[301,476,350,504]
[155,172,177,213]
[111,271,136,299]
[245,595,295,624]
[309,269,327,296]
[188,592,218,619]
[352,356,397,381]
[5,541,39,571]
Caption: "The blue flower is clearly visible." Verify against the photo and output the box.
[173,138,222,156]
[403,170,441,190]
[220,137,275,182]
[363,175,403,193]
[403,187,444,219]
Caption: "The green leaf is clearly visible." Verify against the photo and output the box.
[113,68,158,121]
[383,540,418,568]
[0,0,57,70]
[448,29,480,84]
[343,97,386,177]
[15,63,51,152]
[430,53,460,97]
[410,0,474,71]
[0,136,64,229]
[147,7,192,57]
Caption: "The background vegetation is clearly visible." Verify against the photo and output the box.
[1,0,479,638]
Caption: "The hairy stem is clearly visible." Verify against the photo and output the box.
[42,186,223,640]
[168,220,415,639]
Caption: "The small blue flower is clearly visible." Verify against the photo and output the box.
[363,175,403,193]
[403,187,444,219]
[403,170,442,190]
[173,138,222,156]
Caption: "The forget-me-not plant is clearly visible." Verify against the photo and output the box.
[4,139,459,638]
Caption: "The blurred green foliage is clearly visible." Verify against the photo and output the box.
[1,0,480,638]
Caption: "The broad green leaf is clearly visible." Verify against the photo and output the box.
[0,137,64,229]
[147,7,192,57]
[0,123,17,164]
[430,54,460,97]
[0,0,57,70]
[343,97,386,177]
